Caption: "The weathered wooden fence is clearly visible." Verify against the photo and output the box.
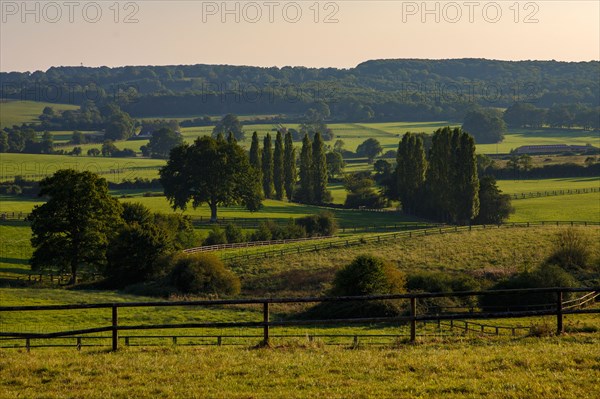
[0,287,598,351]
[510,187,599,200]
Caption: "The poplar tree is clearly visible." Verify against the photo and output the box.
[312,132,331,204]
[426,127,454,222]
[249,131,262,193]
[454,132,480,224]
[273,131,284,200]
[283,131,297,200]
[261,133,274,199]
[297,134,313,203]
[396,132,427,214]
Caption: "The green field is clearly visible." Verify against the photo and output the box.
[497,177,600,195]
[0,337,598,399]
[0,100,79,129]
[477,127,600,154]
[508,193,600,222]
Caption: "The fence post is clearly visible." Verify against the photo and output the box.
[26,338,31,352]
[263,302,270,346]
[410,297,416,342]
[112,305,119,351]
[556,290,563,335]
[77,337,82,351]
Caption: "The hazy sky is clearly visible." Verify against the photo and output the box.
[1,1,599,72]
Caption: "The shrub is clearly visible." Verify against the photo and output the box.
[302,255,406,319]
[203,226,227,246]
[296,212,337,237]
[169,253,241,296]
[251,222,273,241]
[225,223,245,243]
[479,264,577,311]
[331,255,406,296]
[546,228,591,271]
[105,223,172,286]
[406,272,480,312]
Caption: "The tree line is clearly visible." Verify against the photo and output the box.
[3,59,597,121]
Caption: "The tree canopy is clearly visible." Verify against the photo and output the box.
[160,136,262,222]
[28,170,123,284]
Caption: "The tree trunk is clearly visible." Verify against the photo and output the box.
[69,258,78,285]
[209,201,218,223]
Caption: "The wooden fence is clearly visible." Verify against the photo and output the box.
[510,187,599,200]
[0,287,598,351]
[220,221,600,263]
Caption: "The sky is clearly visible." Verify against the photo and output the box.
[1,1,599,72]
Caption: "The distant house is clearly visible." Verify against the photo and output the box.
[513,144,598,155]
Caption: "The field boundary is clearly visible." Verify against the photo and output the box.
[0,287,597,351]
[219,221,600,263]
[510,187,599,200]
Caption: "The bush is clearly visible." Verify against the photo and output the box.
[225,223,245,243]
[169,253,240,296]
[302,255,406,319]
[296,212,338,237]
[406,272,480,312]
[479,264,577,312]
[250,222,273,241]
[105,223,172,286]
[546,228,591,271]
[331,255,406,296]
[203,226,227,246]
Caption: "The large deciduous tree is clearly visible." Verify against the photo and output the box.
[356,138,383,164]
[28,170,123,284]
[160,136,261,222]
[212,113,245,141]
[146,127,184,158]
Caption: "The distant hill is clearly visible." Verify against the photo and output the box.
[1,59,598,121]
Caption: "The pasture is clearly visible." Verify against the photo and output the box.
[0,100,79,129]
[1,337,598,399]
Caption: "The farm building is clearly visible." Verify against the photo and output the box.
[513,144,598,155]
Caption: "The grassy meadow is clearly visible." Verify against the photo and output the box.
[0,100,79,129]
[0,336,598,398]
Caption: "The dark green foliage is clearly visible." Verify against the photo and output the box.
[283,131,297,200]
[546,228,591,271]
[344,173,387,209]
[407,271,480,312]
[249,219,306,242]
[121,202,153,225]
[160,136,262,222]
[301,255,406,319]
[250,222,273,241]
[104,104,135,141]
[479,265,577,312]
[296,134,313,203]
[40,131,54,154]
[462,109,506,144]
[273,131,284,200]
[249,131,262,195]
[311,132,332,204]
[225,223,245,243]
[28,170,123,284]
[331,255,406,296]
[261,133,274,199]
[296,212,338,237]
[356,138,383,163]
[152,213,197,250]
[396,133,427,214]
[424,127,479,224]
[146,127,183,158]
[203,226,228,246]
[105,223,171,286]
[212,114,245,141]
[503,102,546,128]
[326,151,345,179]
[473,176,514,224]
[169,253,241,296]
[101,140,118,156]
[0,130,8,152]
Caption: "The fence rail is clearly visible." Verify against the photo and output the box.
[0,287,598,351]
[220,221,600,263]
[510,187,599,200]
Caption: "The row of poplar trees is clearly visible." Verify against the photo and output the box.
[249,131,330,204]
[396,127,479,225]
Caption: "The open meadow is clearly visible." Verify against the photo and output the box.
[0,100,79,129]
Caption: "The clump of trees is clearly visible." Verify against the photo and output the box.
[212,114,245,141]
[140,127,183,158]
[390,128,513,224]
[462,109,506,144]
[344,172,387,209]
[169,253,240,296]
[0,126,54,154]
[294,133,332,204]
